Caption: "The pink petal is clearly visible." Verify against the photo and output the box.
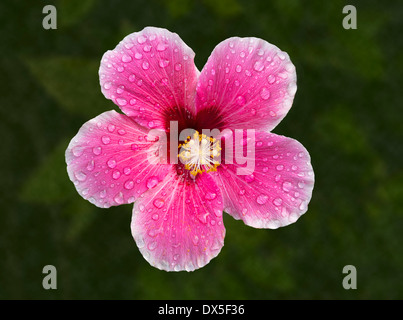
[195,37,297,131]
[99,27,199,130]
[66,110,170,208]
[131,170,225,271]
[213,132,314,229]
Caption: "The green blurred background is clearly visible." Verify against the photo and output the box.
[1,0,402,299]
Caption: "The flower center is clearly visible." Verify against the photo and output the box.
[178,131,221,176]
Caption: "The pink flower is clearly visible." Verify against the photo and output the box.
[66,27,314,271]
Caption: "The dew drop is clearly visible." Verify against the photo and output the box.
[121,54,132,63]
[137,35,147,44]
[159,59,170,68]
[267,74,276,84]
[273,197,283,206]
[276,164,284,171]
[75,171,87,182]
[103,81,112,90]
[112,170,121,180]
[256,194,269,205]
[142,61,150,70]
[152,213,159,221]
[114,192,124,204]
[124,179,134,190]
[101,136,111,145]
[86,160,95,171]
[72,146,85,157]
[153,198,165,209]
[156,43,168,52]
[244,174,255,183]
[205,192,217,200]
[236,64,242,73]
[134,52,143,60]
[148,241,157,251]
[278,51,286,60]
[282,181,292,192]
[236,95,246,106]
[107,124,116,132]
[107,158,117,168]
[260,87,271,100]
[253,60,264,72]
[93,146,102,155]
[174,63,182,71]
[146,176,159,189]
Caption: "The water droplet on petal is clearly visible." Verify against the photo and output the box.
[116,98,127,106]
[86,160,95,171]
[159,59,170,68]
[93,146,102,155]
[273,197,283,206]
[124,180,134,190]
[276,164,284,171]
[244,174,255,183]
[282,181,292,192]
[267,74,276,84]
[152,213,159,221]
[153,198,165,209]
[278,51,286,60]
[156,43,168,51]
[75,171,87,182]
[236,65,242,73]
[103,82,112,90]
[175,63,182,71]
[112,170,121,180]
[205,192,217,200]
[148,241,157,251]
[236,95,246,106]
[121,54,132,62]
[142,61,149,70]
[107,158,117,168]
[146,176,159,189]
[260,87,271,100]
[107,124,116,132]
[253,60,264,72]
[298,181,305,189]
[101,136,111,145]
[137,35,147,44]
[114,192,124,204]
[256,194,269,205]
[134,52,143,59]
[72,146,85,157]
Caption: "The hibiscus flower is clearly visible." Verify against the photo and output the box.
[66,27,314,271]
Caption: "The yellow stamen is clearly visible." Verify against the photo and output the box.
[178,131,221,176]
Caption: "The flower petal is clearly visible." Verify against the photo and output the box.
[99,27,199,130]
[195,37,297,131]
[131,170,225,271]
[213,132,314,229]
[66,110,170,208]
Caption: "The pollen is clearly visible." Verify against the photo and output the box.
[178,131,221,176]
